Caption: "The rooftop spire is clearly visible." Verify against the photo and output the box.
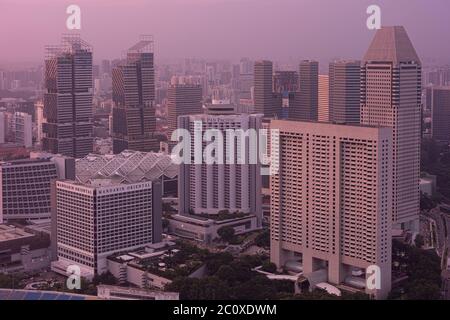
[363,26,421,65]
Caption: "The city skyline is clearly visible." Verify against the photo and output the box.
[0,0,449,304]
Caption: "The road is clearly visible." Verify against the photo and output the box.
[423,207,450,299]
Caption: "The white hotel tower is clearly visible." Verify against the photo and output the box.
[177,113,263,226]
[270,120,392,299]
[52,178,162,278]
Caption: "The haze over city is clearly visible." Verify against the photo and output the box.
[1,0,450,308]
[1,0,450,67]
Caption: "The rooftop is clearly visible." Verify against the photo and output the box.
[363,26,421,64]
[0,224,34,242]
[75,150,178,184]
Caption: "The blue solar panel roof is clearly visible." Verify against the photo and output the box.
[0,289,91,300]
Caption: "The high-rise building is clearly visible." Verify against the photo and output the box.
[52,178,162,278]
[167,84,202,137]
[101,59,111,75]
[329,60,361,124]
[273,71,299,94]
[318,75,329,122]
[240,58,253,75]
[361,26,421,229]
[35,101,45,144]
[428,86,450,142]
[0,112,5,144]
[254,60,281,118]
[178,113,263,226]
[112,37,158,154]
[43,35,93,158]
[0,71,5,90]
[13,112,32,148]
[270,120,392,299]
[0,156,74,222]
[290,60,318,121]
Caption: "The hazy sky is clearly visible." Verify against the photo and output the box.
[1,0,449,67]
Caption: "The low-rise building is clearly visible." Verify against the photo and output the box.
[97,285,179,300]
[168,213,258,243]
[0,224,51,273]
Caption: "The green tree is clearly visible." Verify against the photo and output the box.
[406,279,441,300]
[0,274,15,289]
[255,229,270,248]
[420,193,436,211]
[166,277,231,300]
[414,234,425,249]
[92,271,117,286]
[215,265,235,282]
[217,226,235,243]
[261,261,277,273]
[233,275,277,300]
[206,252,234,275]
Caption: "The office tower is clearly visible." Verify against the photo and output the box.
[0,71,5,90]
[178,113,263,226]
[93,65,100,78]
[270,120,392,299]
[0,158,57,221]
[13,112,32,148]
[318,75,329,122]
[52,178,162,278]
[43,34,93,158]
[273,71,299,94]
[254,60,281,118]
[240,58,253,75]
[237,73,254,100]
[361,26,421,229]
[0,112,5,144]
[427,86,450,141]
[35,101,45,144]
[290,60,318,121]
[425,67,450,86]
[167,84,202,137]
[112,37,158,154]
[232,64,240,79]
[329,60,361,124]
[101,59,111,75]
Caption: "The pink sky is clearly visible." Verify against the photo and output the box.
[1,0,449,66]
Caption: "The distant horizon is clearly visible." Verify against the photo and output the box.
[1,0,450,69]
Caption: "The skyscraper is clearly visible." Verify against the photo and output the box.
[361,26,422,229]
[101,59,111,75]
[167,84,202,137]
[329,60,361,124]
[0,157,66,221]
[290,60,318,121]
[52,178,162,278]
[43,34,93,158]
[273,71,299,94]
[240,57,253,75]
[0,112,5,144]
[318,75,329,122]
[428,86,450,142]
[13,112,32,148]
[270,120,392,299]
[35,101,45,144]
[177,113,263,226]
[254,60,281,118]
[112,37,158,154]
